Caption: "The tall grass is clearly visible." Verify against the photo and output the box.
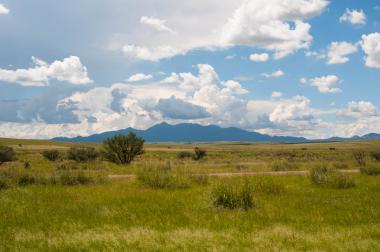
[211,179,255,210]
[270,161,300,171]
[310,164,355,189]
[360,163,380,176]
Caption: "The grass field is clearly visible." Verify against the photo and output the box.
[1,138,380,251]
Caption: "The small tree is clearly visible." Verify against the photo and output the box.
[0,146,16,165]
[101,133,144,165]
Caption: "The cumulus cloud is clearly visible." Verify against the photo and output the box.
[119,0,328,61]
[304,75,342,93]
[261,70,284,78]
[0,56,93,86]
[140,16,175,33]
[361,33,380,68]
[327,41,358,64]
[127,73,153,82]
[249,53,269,62]
[155,96,211,119]
[305,50,326,59]
[221,0,329,59]
[340,9,366,25]
[0,4,9,15]
[337,101,378,119]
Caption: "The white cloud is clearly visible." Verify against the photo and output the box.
[305,50,326,59]
[118,0,328,61]
[327,41,358,64]
[307,75,342,93]
[140,16,175,33]
[127,73,153,82]
[261,70,284,78]
[0,4,9,15]
[0,56,93,86]
[340,9,366,25]
[249,53,269,62]
[271,91,283,98]
[221,0,329,59]
[361,33,380,68]
[337,101,378,119]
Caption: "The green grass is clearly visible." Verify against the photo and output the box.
[1,138,380,250]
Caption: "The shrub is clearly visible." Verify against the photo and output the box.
[24,161,31,169]
[67,147,99,162]
[59,171,94,186]
[271,161,300,171]
[177,151,193,159]
[0,146,16,165]
[17,173,37,186]
[193,147,206,161]
[42,150,61,161]
[360,165,380,176]
[310,164,355,189]
[353,151,366,166]
[370,151,380,161]
[211,180,255,210]
[102,133,144,165]
[0,175,11,190]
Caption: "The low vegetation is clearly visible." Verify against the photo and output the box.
[310,164,355,189]
[42,150,61,161]
[270,160,300,171]
[0,145,16,165]
[67,147,99,162]
[211,179,255,210]
[360,164,380,176]
[177,147,207,160]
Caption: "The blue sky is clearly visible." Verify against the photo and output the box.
[0,0,380,139]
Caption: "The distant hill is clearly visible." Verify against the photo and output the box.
[51,122,380,143]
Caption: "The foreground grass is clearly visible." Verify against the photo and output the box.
[1,175,379,251]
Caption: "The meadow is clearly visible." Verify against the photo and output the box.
[0,138,380,251]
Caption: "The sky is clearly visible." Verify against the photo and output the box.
[0,0,380,139]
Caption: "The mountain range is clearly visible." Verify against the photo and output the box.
[52,122,380,143]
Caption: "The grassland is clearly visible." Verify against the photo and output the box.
[1,138,380,251]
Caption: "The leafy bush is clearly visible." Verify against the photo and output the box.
[42,150,61,161]
[102,133,144,165]
[370,151,380,161]
[193,147,206,160]
[310,164,355,189]
[211,180,255,210]
[360,165,380,176]
[67,147,99,162]
[271,161,300,171]
[177,151,194,159]
[0,146,16,165]
[353,151,366,166]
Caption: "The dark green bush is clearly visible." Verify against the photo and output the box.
[211,180,255,210]
[42,150,61,161]
[370,152,380,161]
[102,133,144,164]
[0,145,16,165]
[67,147,99,162]
[193,147,206,160]
[360,165,380,176]
[17,173,37,186]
